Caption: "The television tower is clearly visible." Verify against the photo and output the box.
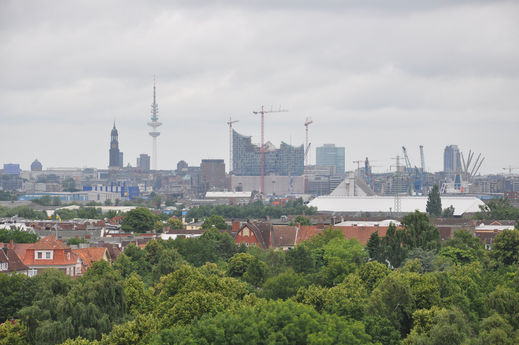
[148,77,162,170]
[252,106,288,195]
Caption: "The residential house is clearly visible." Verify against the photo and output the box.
[234,222,273,249]
[474,221,516,249]
[333,219,402,245]
[234,222,321,250]
[22,236,82,277]
[73,247,111,274]
[0,246,29,275]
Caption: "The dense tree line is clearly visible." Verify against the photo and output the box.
[0,191,18,201]
[1,212,519,344]
[185,198,317,220]
[0,229,38,243]
[0,206,47,220]
[475,198,519,221]
[56,207,119,221]
[31,196,61,207]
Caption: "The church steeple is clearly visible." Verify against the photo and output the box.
[109,123,122,169]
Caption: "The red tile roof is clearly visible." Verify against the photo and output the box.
[22,236,79,266]
[0,242,32,261]
[73,247,109,269]
[28,236,70,250]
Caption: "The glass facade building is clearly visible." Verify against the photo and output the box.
[316,144,345,174]
[232,130,303,176]
[443,145,461,175]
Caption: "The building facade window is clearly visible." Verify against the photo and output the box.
[35,251,53,260]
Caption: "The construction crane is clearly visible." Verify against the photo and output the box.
[303,142,311,193]
[252,105,288,195]
[227,117,239,191]
[304,143,312,163]
[401,146,412,171]
[304,117,313,166]
[353,160,363,175]
[401,146,425,195]
[503,166,519,175]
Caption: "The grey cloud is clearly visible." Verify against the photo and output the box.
[0,0,517,173]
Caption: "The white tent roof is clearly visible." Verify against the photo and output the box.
[205,191,252,198]
[308,196,485,216]
[335,219,401,227]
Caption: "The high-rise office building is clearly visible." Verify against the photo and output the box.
[444,145,461,175]
[109,123,121,169]
[201,159,226,191]
[137,154,151,171]
[232,130,304,176]
[316,144,345,174]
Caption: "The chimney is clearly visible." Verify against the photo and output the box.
[232,221,241,232]
[9,239,14,249]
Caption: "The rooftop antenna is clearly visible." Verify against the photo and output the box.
[227,117,239,191]
[252,105,288,195]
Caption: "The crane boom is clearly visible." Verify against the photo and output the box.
[304,117,313,166]
[402,146,412,170]
[252,105,288,195]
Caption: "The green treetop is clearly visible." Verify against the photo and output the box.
[426,185,442,217]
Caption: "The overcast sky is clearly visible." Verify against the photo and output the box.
[1,0,518,174]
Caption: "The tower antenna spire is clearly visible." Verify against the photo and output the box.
[148,76,162,170]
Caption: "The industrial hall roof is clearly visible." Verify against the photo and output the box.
[308,196,486,216]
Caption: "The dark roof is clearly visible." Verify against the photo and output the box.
[98,243,121,260]
[0,247,29,273]
[240,222,272,249]
[271,225,297,247]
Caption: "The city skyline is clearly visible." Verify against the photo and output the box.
[1,1,518,174]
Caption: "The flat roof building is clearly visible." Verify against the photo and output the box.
[201,159,226,191]
[316,144,345,174]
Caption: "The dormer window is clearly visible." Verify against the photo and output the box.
[35,250,53,260]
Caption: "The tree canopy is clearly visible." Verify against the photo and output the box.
[121,208,157,233]
[2,211,519,345]
[426,185,442,217]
